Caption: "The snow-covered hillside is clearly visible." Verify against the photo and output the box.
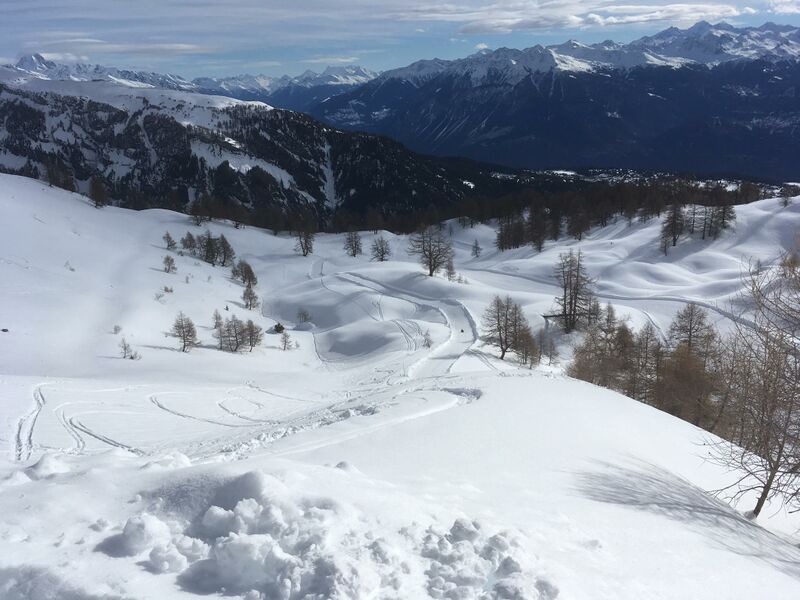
[2,174,800,599]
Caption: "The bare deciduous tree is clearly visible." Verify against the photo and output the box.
[408,226,453,276]
[280,330,292,351]
[708,259,800,518]
[482,295,532,360]
[163,231,176,250]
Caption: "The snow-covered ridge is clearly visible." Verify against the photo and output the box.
[379,21,800,85]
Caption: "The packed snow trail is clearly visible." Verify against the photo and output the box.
[334,272,480,378]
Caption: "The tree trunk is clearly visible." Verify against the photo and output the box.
[751,467,777,518]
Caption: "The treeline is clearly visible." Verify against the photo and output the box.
[493,180,751,252]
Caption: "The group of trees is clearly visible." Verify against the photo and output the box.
[212,310,263,352]
[660,201,736,254]
[178,230,236,267]
[489,180,745,254]
[568,255,800,517]
[171,310,266,353]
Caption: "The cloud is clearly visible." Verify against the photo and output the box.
[769,0,800,13]
[29,39,215,56]
[302,56,360,64]
[40,52,90,62]
[474,42,489,50]
[392,1,763,33]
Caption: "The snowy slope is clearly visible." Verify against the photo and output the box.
[2,174,800,599]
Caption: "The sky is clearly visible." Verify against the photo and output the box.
[1,1,799,78]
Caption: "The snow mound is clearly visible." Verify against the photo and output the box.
[99,470,548,599]
[25,454,70,480]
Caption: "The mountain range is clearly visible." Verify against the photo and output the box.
[311,21,800,180]
[8,54,377,112]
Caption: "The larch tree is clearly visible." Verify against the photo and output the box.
[553,249,595,333]
[370,236,391,262]
[660,201,685,254]
[471,239,482,258]
[90,176,109,208]
[163,231,176,250]
[242,284,259,310]
[163,255,176,273]
[295,229,315,257]
[244,320,264,351]
[343,231,363,257]
[218,234,236,267]
[180,232,197,254]
[482,295,531,360]
[172,312,198,352]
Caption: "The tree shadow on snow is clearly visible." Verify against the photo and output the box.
[573,460,800,580]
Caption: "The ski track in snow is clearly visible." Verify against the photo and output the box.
[149,393,256,429]
[14,385,46,461]
[57,407,86,453]
[69,417,144,455]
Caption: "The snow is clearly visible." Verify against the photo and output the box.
[1,173,800,598]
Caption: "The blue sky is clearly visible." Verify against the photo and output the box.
[2,1,799,77]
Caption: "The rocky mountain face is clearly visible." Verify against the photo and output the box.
[309,22,800,180]
[0,80,514,222]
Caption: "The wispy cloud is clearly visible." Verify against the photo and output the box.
[302,55,360,64]
[398,1,759,33]
[769,0,800,13]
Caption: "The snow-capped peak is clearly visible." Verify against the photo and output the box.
[9,54,196,90]
[376,21,800,86]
